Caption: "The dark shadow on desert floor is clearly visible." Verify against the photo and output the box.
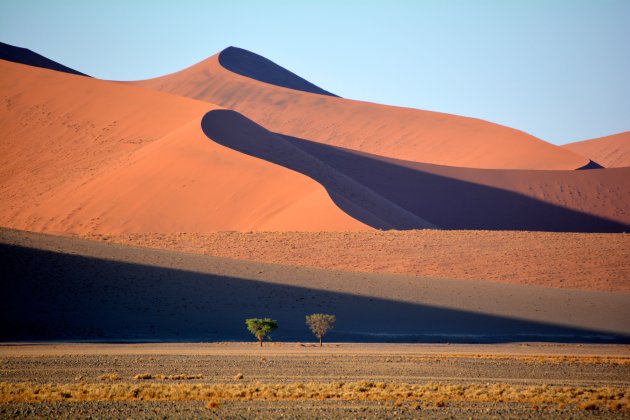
[1,243,627,343]
[201,110,629,232]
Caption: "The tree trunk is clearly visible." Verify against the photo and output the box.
[320,336,323,347]
[259,339,263,347]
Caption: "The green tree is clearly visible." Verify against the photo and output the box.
[245,318,278,347]
[305,313,336,346]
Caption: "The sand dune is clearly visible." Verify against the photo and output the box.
[201,109,630,232]
[0,60,366,233]
[132,47,588,170]
[93,231,630,293]
[2,229,629,342]
[563,131,630,168]
[2,47,627,234]
[1,41,88,76]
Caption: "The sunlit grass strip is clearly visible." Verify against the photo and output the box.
[389,354,630,366]
[1,381,628,410]
[442,354,630,365]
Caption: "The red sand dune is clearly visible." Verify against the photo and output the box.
[0,60,366,234]
[563,131,630,168]
[131,47,589,170]
[2,48,628,234]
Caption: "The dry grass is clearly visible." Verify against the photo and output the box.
[402,354,630,366]
[1,381,628,411]
[98,374,121,381]
[133,373,203,380]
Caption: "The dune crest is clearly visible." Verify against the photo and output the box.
[132,47,588,170]
[563,131,630,168]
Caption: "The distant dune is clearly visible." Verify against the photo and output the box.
[132,47,588,170]
[563,131,630,168]
[0,60,365,234]
[1,41,89,76]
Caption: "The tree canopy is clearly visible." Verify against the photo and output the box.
[245,318,278,347]
[306,313,336,346]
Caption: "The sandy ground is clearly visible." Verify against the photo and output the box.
[85,230,630,292]
[1,343,629,418]
[2,228,629,343]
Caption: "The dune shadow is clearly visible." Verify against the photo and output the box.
[577,159,603,170]
[201,110,629,233]
[1,243,627,343]
[218,46,337,97]
[1,41,88,77]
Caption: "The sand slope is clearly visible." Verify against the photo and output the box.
[92,231,630,293]
[0,60,366,233]
[132,47,588,170]
[563,131,630,168]
[2,228,629,342]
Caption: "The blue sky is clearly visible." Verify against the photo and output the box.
[1,0,628,144]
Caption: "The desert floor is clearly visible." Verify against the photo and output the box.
[1,342,629,418]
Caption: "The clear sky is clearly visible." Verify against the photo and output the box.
[1,0,628,145]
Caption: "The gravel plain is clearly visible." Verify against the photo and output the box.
[2,343,629,418]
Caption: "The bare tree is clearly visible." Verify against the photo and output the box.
[305,313,336,346]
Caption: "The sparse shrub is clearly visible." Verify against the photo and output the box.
[305,313,336,346]
[435,399,446,407]
[134,373,152,380]
[245,318,278,347]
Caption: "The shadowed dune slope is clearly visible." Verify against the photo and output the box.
[563,131,630,168]
[202,110,630,232]
[200,110,434,230]
[218,46,337,96]
[0,41,88,76]
[0,61,367,234]
[2,229,629,342]
[132,47,588,170]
